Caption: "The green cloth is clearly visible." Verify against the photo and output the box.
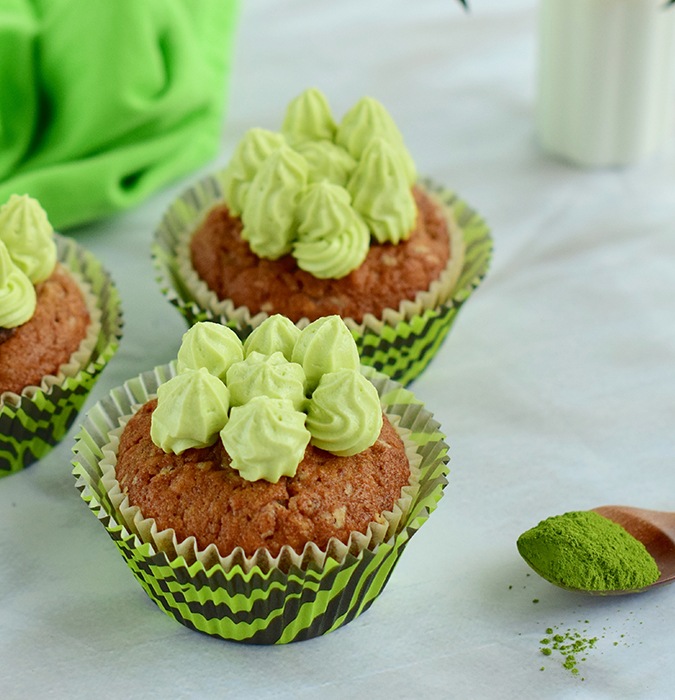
[0,0,239,229]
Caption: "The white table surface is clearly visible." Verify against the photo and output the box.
[2,1,674,697]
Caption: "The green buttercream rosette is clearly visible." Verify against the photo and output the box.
[152,173,492,386]
[0,234,123,477]
[72,364,449,644]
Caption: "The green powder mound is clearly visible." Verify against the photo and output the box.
[516,511,660,592]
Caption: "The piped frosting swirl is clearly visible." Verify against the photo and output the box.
[150,316,382,483]
[293,182,369,279]
[291,315,360,391]
[243,313,300,360]
[226,351,306,410]
[306,369,383,456]
[282,87,337,143]
[348,138,417,245]
[0,194,57,284]
[176,321,243,382]
[219,128,286,216]
[150,367,231,454]
[336,96,416,185]
[241,146,309,260]
[0,240,36,328]
[220,397,311,483]
[215,88,418,277]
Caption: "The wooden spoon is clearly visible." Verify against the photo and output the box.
[591,506,675,592]
[518,506,675,595]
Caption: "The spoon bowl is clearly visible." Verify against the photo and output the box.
[518,506,675,595]
[591,506,675,593]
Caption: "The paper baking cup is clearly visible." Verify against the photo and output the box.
[0,235,123,478]
[72,365,449,644]
[152,174,492,386]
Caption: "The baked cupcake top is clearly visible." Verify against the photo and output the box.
[117,399,409,557]
[0,195,91,396]
[116,316,412,557]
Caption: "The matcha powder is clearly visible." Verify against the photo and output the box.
[539,626,598,678]
[516,510,660,592]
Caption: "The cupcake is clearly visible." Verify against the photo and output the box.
[0,194,123,477]
[73,315,449,643]
[153,88,492,385]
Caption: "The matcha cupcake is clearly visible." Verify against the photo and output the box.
[0,194,123,477]
[73,316,449,643]
[153,88,492,385]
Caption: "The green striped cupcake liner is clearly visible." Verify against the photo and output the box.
[152,174,492,386]
[0,235,123,478]
[72,365,449,644]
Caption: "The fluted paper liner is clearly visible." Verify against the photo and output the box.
[152,174,492,385]
[72,364,449,644]
[0,234,123,477]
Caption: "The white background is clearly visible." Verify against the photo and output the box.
[2,1,674,697]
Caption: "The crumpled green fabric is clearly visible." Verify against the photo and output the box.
[0,0,239,229]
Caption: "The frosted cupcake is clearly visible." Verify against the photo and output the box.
[73,315,449,643]
[153,89,491,385]
[0,194,123,477]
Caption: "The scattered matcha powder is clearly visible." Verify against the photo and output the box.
[538,624,599,679]
[512,570,649,680]
[537,614,647,679]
